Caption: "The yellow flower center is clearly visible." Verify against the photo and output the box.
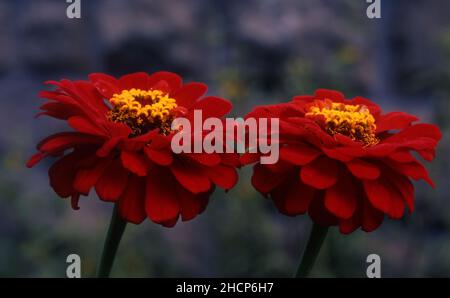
[305,100,379,146]
[108,89,177,135]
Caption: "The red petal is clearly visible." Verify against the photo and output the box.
[96,137,123,157]
[172,82,208,109]
[171,160,211,194]
[339,214,361,234]
[240,152,261,165]
[177,185,209,221]
[251,164,287,193]
[106,122,132,138]
[38,102,83,120]
[384,168,415,213]
[144,146,173,166]
[388,160,434,187]
[145,169,180,223]
[322,147,354,162]
[272,176,315,216]
[395,138,438,152]
[68,116,107,136]
[191,96,232,119]
[186,153,221,166]
[148,132,170,148]
[39,90,78,106]
[350,96,381,116]
[71,80,109,115]
[363,179,405,219]
[418,148,435,162]
[281,118,336,147]
[376,112,418,133]
[389,151,415,163]
[221,153,241,168]
[89,73,121,99]
[118,176,146,224]
[120,151,149,177]
[346,159,380,180]
[264,159,295,174]
[361,200,384,232]
[365,143,396,157]
[95,159,129,201]
[160,217,180,228]
[279,143,321,165]
[324,174,358,219]
[308,193,339,227]
[71,194,80,210]
[334,134,363,147]
[26,153,45,168]
[291,95,315,104]
[384,123,442,143]
[38,132,102,154]
[203,164,238,190]
[246,102,302,119]
[300,157,339,189]
[73,158,110,195]
[315,89,345,101]
[148,71,182,94]
[49,152,80,198]
[118,72,149,90]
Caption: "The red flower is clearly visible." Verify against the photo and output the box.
[242,89,441,234]
[27,72,239,227]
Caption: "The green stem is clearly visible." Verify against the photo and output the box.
[294,223,329,278]
[96,205,127,278]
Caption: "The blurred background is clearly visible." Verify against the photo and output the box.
[0,0,449,277]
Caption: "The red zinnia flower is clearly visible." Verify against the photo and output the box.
[242,89,441,234]
[27,71,239,227]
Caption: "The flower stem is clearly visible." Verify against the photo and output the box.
[294,223,329,278]
[97,205,127,278]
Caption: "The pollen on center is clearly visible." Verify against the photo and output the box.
[305,99,379,146]
[108,88,177,135]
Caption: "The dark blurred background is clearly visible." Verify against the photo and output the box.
[1,0,449,277]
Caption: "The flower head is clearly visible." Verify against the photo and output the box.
[108,88,178,135]
[242,89,441,234]
[27,72,239,227]
[305,99,379,146]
